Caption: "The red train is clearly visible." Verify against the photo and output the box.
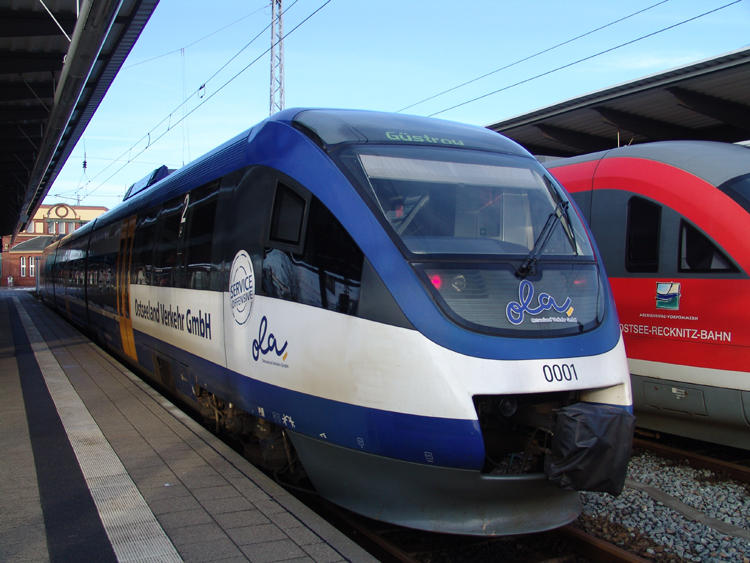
[545,141,750,448]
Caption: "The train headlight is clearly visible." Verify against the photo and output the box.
[499,397,517,417]
[416,263,603,336]
[430,273,466,293]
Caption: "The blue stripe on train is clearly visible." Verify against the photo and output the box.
[132,329,486,470]
[246,119,624,362]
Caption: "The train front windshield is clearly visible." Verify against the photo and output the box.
[337,145,603,336]
[339,146,592,257]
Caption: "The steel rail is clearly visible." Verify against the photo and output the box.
[555,525,652,563]
[313,495,655,563]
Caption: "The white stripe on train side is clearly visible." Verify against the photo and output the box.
[223,294,631,419]
[629,358,750,391]
[130,283,631,421]
[131,285,225,366]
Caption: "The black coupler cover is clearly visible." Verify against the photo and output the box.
[544,403,636,495]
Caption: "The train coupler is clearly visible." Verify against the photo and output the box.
[544,403,635,495]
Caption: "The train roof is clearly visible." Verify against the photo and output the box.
[544,141,750,188]
[289,108,530,156]
[82,108,533,232]
[90,128,254,229]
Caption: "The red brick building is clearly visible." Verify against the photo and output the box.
[2,203,107,287]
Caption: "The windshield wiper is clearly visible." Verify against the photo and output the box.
[396,193,430,235]
[518,200,575,276]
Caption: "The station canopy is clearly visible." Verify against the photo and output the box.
[487,46,750,158]
[0,0,159,240]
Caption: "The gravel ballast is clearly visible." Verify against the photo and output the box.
[576,450,750,562]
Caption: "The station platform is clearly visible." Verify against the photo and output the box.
[0,289,377,563]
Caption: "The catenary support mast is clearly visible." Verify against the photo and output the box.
[270,0,284,115]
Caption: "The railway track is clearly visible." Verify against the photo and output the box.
[306,434,750,563]
[181,378,750,561]
[555,526,654,563]
[130,332,748,562]
[119,343,661,562]
[633,436,750,485]
[299,494,652,563]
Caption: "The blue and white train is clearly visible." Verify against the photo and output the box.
[41,109,635,536]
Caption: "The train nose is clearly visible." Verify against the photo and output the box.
[474,395,635,494]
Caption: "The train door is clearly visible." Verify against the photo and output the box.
[222,167,278,413]
[584,158,750,436]
[117,215,138,361]
[42,242,61,309]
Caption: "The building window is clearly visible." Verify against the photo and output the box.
[29,257,35,278]
[21,256,26,277]
[48,222,54,234]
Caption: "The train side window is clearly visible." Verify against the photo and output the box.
[153,196,185,287]
[69,236,88,288]
[132,208,159,285]
[268,182,308,251]
[679,221,737,273]
[718,174,750,214]
[90,222,120,312]
[625,196,660,273]
[263,196,362,315]
[182,181,220,290]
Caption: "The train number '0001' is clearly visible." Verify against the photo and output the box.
[543,363,578,383]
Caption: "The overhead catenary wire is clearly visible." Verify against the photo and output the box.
[52,153,181,200]
[122,3,272,70]
[397,0,670,114]
[429,0,743,118]
[70,0,303,200]
[65,156,178,165]
[73,136,89,205]
[52,193,126,201]
[81,0,332,201]
[181,47,191,166]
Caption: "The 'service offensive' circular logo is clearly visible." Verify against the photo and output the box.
[229,250,255,325]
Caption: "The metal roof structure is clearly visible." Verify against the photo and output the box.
[487,46,750,158]
[9,234,54,251]
[0,0,159,240]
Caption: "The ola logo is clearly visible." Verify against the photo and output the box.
[229,250,254,325]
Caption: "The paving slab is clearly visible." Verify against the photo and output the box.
[0,291,377,563]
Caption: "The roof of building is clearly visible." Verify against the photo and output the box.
[0,0,159,239]
[9,235,55,252]
[487,46,750,157]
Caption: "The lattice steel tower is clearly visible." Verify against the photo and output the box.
[270,0,285,115]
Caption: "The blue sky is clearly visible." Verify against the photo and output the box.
[47,0,750,209]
